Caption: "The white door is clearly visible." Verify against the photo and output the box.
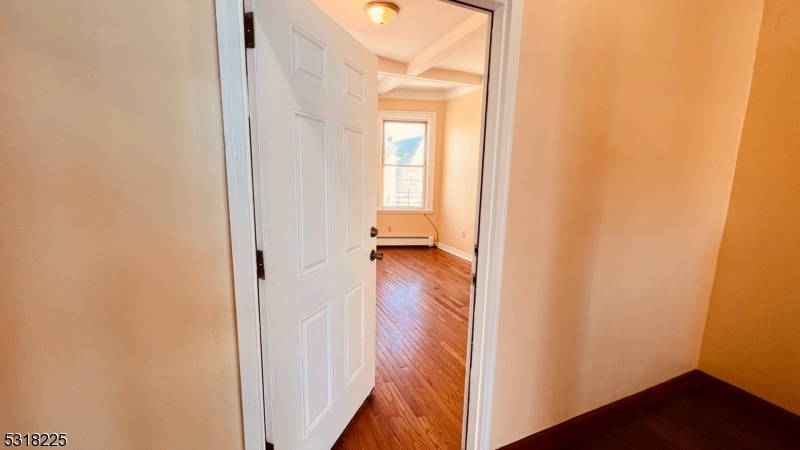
[249,0,378,449]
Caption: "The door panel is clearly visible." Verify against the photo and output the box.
[294,112,330,277]
[251,0,378,448]
[342,61,365,105]
[343,281,365,386]
[300,304,332,434]
[344,127,365,257]
[291,26,328,88]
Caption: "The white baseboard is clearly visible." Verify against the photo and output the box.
[436,242,473,262]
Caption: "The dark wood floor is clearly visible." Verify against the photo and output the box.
[333,247,472,450]
[563,384,800,450]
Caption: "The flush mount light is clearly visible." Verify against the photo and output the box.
[365,2,400,26]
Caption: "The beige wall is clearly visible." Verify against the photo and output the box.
[490,0,764,447]
[0,1,244,449]
[439,90,483,254]
[699,0,800,416]
[377,98,446,238]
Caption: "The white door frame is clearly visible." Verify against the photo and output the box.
[213,0,523,449]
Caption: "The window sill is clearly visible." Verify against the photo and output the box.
[378,209,434,215]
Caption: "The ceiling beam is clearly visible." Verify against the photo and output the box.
[404,13,487,77]
[380,89,446,102]
[443,85,482,101]
[378,58,407,75]
[374,13,488,96]
[378,57,483,87]
[417,68,483,87]
[377,75,406,95]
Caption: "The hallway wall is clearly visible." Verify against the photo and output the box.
[0,1,244,448]
[490,0,765,447]
[699,0,800,416]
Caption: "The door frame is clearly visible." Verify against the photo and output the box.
[213,0,524,449]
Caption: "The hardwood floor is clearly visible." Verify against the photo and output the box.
[332,247,472,450]
[562,383,800,450]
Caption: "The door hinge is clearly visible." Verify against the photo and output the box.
[255,249,265,280]
[243,12,255,49]
[472,274,477,285]
[474,244,478,257]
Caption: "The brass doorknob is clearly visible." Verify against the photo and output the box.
[370,226,378,238]
[370,250,384,261]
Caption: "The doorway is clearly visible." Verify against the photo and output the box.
[302,1,490,447]
[213,0,523,448]
[320,5,491,442]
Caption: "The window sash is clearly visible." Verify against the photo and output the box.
[381,165,426,209]
[382,163,425,169]
[378,111,436,213]
[382,120,428,166]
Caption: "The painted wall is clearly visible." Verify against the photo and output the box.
[439,90,483,254]
[377,98,446,238]
[0,1,245,449]
[489,1,764,447]
[699,0,800,416]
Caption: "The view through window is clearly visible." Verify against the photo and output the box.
[382,120,427,209]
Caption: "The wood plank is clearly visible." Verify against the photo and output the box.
[501,370,800,450]
[333,248,471,449]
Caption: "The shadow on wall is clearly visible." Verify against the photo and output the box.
[492,0,764,447]
[699,0,800,415]
[530,1,620,422]
[0,1,244,448]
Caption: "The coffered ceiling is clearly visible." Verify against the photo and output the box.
[310,0,489,101]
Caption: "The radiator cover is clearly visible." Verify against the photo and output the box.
[376,236,434,247]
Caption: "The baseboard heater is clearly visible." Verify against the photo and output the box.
[376,235,434,247]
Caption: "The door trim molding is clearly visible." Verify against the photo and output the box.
[214,0,524,449]
[213,1,267,450]
[454,1,524,449]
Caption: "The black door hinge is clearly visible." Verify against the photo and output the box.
[243,12,255,49]
[474,244,478,257]
[256,249,265,280]
[472,274,477,285]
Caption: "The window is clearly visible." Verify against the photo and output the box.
[378,111,436,213]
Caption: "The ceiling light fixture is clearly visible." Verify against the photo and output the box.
[365,2,400,26]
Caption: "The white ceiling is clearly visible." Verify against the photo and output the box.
[435,26,487,74]
[311,0,488,100]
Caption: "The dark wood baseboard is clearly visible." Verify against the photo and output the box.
[499,369,800,450]
[499,370,704,449]
[695,371,800,442]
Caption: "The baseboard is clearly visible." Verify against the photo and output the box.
[499,369,800,449]
[376,235,434,247]
[695,371,800,441]
[435,242,473,261]
[499,370,703,449]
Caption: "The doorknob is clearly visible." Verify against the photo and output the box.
[370,250,383,261]
[370,226,378,238]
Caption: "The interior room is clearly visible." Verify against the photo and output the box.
[0,0,798,449]
[307,1,490,447]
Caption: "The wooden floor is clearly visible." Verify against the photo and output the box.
[563,384,800,450]
[333,247,472,450]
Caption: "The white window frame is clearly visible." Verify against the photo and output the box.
[377,110,437,214]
